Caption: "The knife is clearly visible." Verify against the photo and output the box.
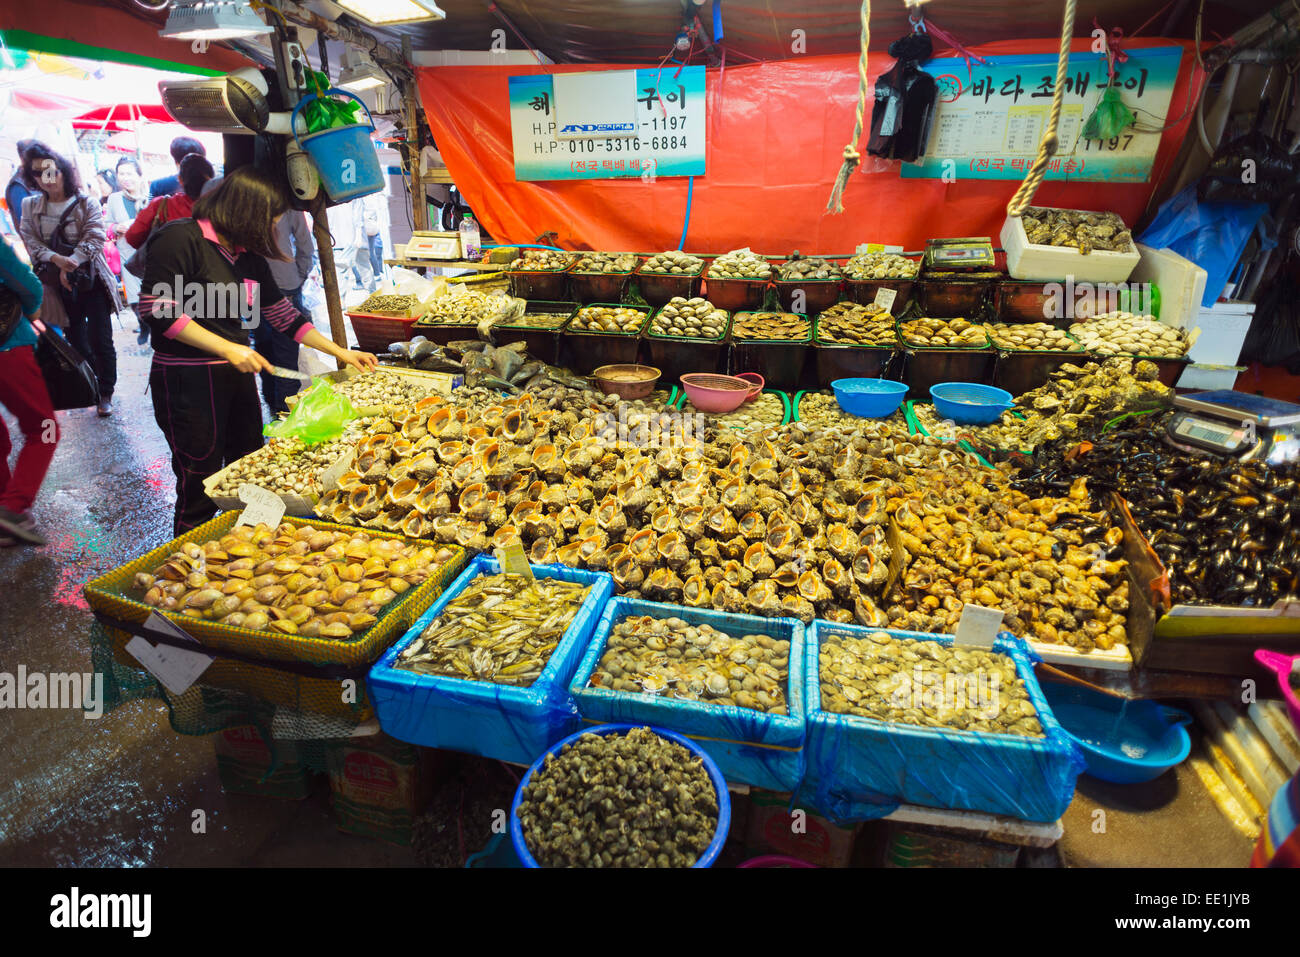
[267,365,314,384]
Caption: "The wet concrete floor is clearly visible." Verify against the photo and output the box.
[0,314,1259,867]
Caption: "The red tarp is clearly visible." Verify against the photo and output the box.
[417,40,1203,252]
[74,103,174,125]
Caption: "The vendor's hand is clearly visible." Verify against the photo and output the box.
[223,343,274,374]
[51,254,76,272]
[59,271,72,291]
[337,348,378,373]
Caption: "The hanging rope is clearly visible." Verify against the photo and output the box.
[826,0,872,214]
[1005,0,1078,218]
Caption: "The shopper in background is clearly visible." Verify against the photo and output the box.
[357,191,386,291]
[150,136,206,200]
[326,197,366,293]
[126,153,215,347]
[0,235,58,546]
[139,166,376,534]
[18,143,122,418]
[5,139,38,232]
[94,169,117,205]
[105,158,150,343]
[255,209,314,416]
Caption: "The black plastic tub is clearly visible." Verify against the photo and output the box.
[558,304,651,373]
[775,277,843,314]
[635,267,703,306]
[730,338,811,391]
[915,280,991,319]
[814,344,900,387]
[901,347,997,399]
[569,266,638,304]
[846,277,916,311]
[992,346,1086,397]
[409,322,481,346]
[491,301,576,365]
[508,264,574,300]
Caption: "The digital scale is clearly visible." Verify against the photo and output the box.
[922,237,997,273]
[1168,390,1300,464]
[401,231,463,261]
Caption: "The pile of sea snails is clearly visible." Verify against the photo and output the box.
[133,523,452,637]
[304,373,1131,650]
[777,255,841,281]
[516,726,719,867]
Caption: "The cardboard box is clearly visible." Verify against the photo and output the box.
[214,724,316,800]
[743,791,860,867]
[326,734,437,846]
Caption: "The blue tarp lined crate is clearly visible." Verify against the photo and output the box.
[570,598,806,791]
[800,621,1083,824]
[367,556,615,765]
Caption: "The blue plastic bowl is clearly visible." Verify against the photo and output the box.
[1040,683,1192,784]
[510,723,732,868]
[929,382,1015,425]
[831,378,908,418]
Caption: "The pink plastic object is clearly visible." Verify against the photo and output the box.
[680,373,764,413]
[1255,649,1300,733]
[737,855,818,868]
[733,372,765,401]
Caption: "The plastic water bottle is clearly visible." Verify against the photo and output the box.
[459,215,481,261]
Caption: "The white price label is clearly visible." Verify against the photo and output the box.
[236,484,286,529]
[126,613,214,695]
[954,603,1004,648]
[496,542,534,580]
[873,287,899,312]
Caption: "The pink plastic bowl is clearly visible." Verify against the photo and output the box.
[679,372,764,413]
[737,855,818,868]
[1256,649,1300,733]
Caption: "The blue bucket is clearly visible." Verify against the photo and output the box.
[831,377,908,418]
[930,382,1014,425]
[291,89,385,202]
[1040,682,1192,784]
[510,723,731,867]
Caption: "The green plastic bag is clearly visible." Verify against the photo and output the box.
[264,379,357,444]
[1082,85,1136,141]
[301,70,363,133]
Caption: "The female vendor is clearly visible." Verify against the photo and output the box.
[140,166,376,534]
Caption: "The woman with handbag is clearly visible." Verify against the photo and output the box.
[104,158,150,344]
[139,166,377,535]
[18,143,123,418]
[0,235,58,546]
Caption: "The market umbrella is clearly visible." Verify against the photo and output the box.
[73,103,174,127]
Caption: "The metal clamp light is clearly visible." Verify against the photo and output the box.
[159,1,275,40]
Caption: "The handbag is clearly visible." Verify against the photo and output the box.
[31,318,100,410]
[124,197,168,280]
[37,197,96,298]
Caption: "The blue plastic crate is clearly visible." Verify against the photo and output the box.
[799,621,1083,824]
[367,556,615,765]
[569,597,806,791]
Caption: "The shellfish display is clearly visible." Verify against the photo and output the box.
[640,250,705,274]
[132,523,451,637]
[1021,207,1135,254]
[730,312,810,341]
[572,252,638,273]
[814,302,897,345]
[777,254,841,280]
[1068,313,1190,358]
[589,615,790,713]
[819,630,1044,736]
[649,297,728,339]
[508,250,576,271]
[900,317,989,348]
[395,572,590,685]
[707,250,773,279]
[515,727,719,867]
[844,252,918,279]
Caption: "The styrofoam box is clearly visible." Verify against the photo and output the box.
[1187,301,1256,365]
[1130,244,1207,330]
[1001,211,1140,283]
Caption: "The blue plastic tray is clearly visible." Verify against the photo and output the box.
[570,598,806,791]
[367,556,615,765]
[799,621,1083,824]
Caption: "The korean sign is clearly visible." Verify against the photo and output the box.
[902,46,1182,183]
[509,67,707,181]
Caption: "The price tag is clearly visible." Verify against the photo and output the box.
[954,603,1004,648]
[873,287,898,313]
[496,541,534,580]
[236,484,286,529]
[126,613,214,695]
